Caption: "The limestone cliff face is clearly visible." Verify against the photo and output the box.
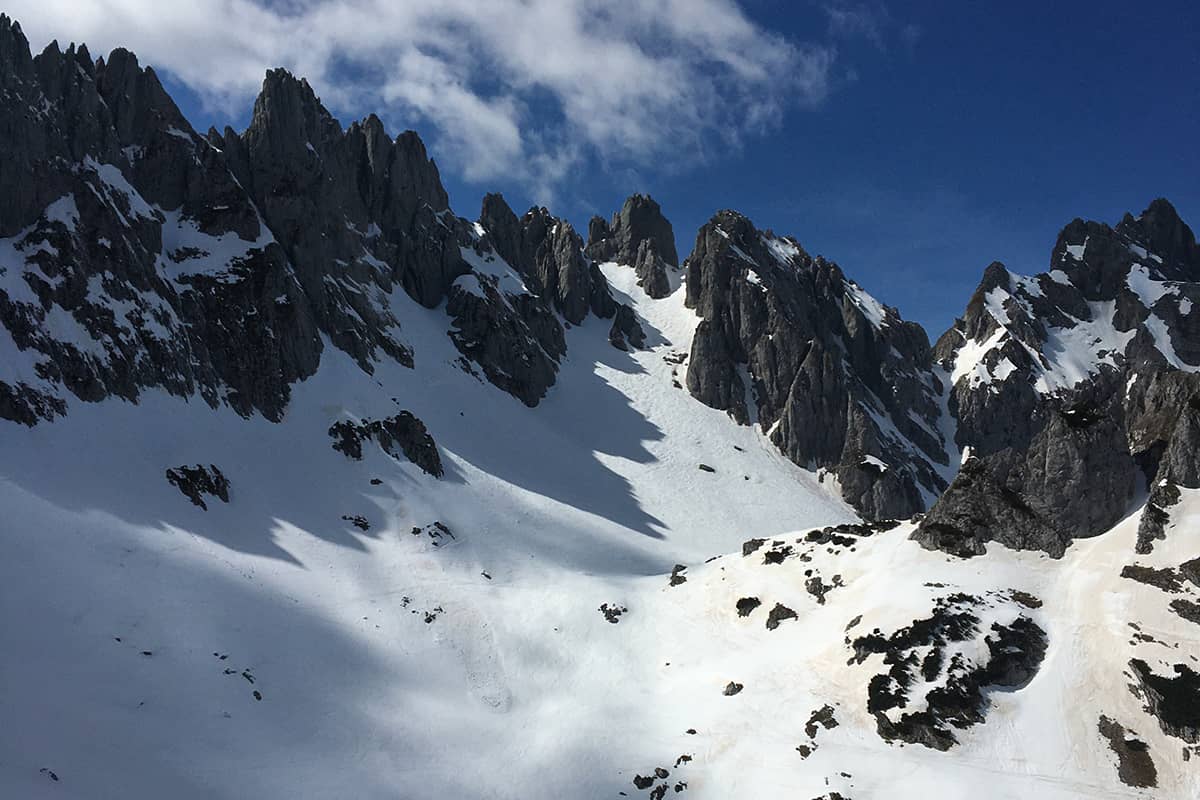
[0,15,642,422]
[586,194,678,299]
[680,210,950,521]
[5,11,1200,558]
[917,199,1200,557]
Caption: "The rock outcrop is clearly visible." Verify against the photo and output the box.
[328,411,443,477]
[0,15,644,424]
[916,199,1200,556]
[680,210,950,520]
[586,194,678,299]
[851,592,1047,750]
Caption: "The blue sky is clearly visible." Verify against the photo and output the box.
[11,0,1199,336]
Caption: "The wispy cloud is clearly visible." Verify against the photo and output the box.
[822,1,917,54]
[7,0,837,202]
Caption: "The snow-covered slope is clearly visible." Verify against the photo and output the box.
[4,13,1200,800]
[4,266,1199,799]
[0,265,859,798]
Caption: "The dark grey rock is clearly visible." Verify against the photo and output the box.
[915,400,1137,558]
[1098,715,1158,788]
[804,705,839,739]
[681,210,949,521]
[1129,659,1200,744]
[328,411,442,477]
[0,25,326,424]
[1170,599,1200,627]
[166,464,230,510]
[0,17,648,425]
[735,597,761,617]
[446,268,564,407]
[1135,481,1182,554]
[765,603,797,630]
[925,199,1200,557]
[598,603,627,624]
[1181,557,1200,588]
[852,594,1047,750]
[585,193,677,299]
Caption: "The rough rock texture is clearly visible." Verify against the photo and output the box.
[916,402,1137,558]
[0,20,322,423]
[585,194,677,299]
[165,464,230,510]
[451,193,645,403]
[1129,659,1200,744]
[1136,480,1182,554]
[0,16,645,424]
[681,210,950,520]
[213,69,464,365]
[851,593,1047,750]
[480,194,617,326]
[917,199,1200,557]
[1097,715,1158,788]
[328,411,443,477]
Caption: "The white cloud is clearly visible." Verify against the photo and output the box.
[823,1,921,55]
[6,0,836,203]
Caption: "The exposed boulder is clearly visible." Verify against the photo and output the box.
[1098,715,1158,789]
[166,464,230,510]
[328,411,443,477]
[851,593,1047,750]
[1129,659,1200,744]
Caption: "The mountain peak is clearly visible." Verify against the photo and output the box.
[615,193,678,267]
[0,12,34,82]
[247,67,341,152]
[1119,197,1200,279]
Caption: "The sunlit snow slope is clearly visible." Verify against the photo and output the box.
[4,267,1197,799]
[1,266,858,798]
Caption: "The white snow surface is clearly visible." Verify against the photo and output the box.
[1035,301,1135,393]
[158,207,275,278]
[949,257,1191,395]
[1,265,1196,798]
[844,280,888,329]
[1127,264,1179,308]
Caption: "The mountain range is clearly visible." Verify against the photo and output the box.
[1,15,1198,799]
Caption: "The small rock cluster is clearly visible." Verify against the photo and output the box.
[328,412,443,477]
[165,464,230,510]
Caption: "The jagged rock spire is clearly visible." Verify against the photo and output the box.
[585,193,678,298]
[918,198,1200,558]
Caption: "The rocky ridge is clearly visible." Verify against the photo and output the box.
[0,14,644,426]
[680,210,951,520]
[916,199,1200,557]
[4,12,1200,555]
[585,193,679,299]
